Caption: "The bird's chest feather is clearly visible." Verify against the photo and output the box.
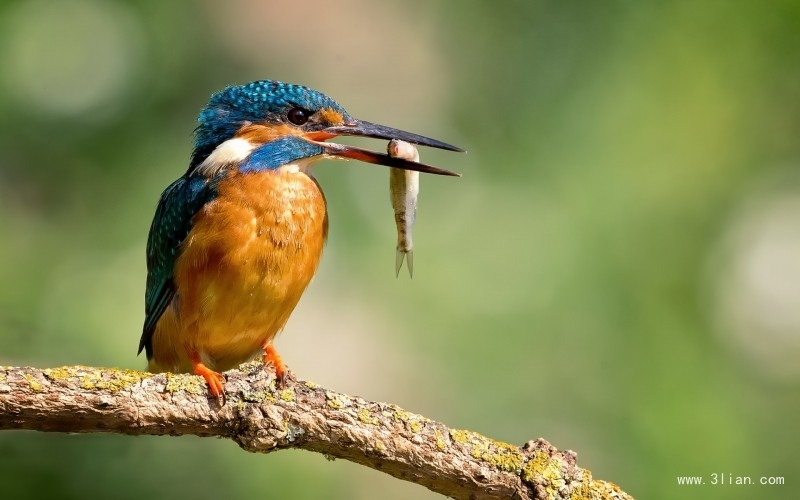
[173,169,328,356]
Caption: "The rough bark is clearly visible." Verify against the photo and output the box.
[0,363,632,500]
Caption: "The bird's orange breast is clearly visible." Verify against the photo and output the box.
[148,168,328,373]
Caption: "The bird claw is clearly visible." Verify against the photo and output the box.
[275,368,289,389]
[262,343,289,388]
[193,362,226,404]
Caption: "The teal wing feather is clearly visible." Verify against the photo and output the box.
[139,175,219,359]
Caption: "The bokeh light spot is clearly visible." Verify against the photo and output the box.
[711,178,800,381]
[0,0,145,119]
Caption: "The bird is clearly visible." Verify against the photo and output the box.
[138,80,462,399]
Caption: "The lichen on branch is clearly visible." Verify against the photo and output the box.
[0,363,632,500]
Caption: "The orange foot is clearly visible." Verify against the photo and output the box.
[262,342,288,387]
[190,354,225,400]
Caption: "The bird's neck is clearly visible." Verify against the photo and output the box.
[192,138,256,178]
[190,136,325,179]
[191,121,243,169]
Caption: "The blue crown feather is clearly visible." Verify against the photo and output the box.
[190,80,347,168]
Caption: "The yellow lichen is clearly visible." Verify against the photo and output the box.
[434,428,447,451]
[451,429,523,473]
[392,409,410,422]
[239,360,263,372]
[104,369,149,390]
[42,366,81,381]
[391,408,428,433]
[241,389,271,403]
[279,388,295,402]
[164,373,207,395]
[480,441,524,473]
[561,467,612,500]
[80,372,100,390]
[357,408,378,425]
[469,435,489,459]
[567,476,593,500]
[326,392,345,409]
[42,367,151,392]
[523,450,555,482]
[22,373,43,392]
[304,381,318,389]
[523,450,566,497]
[450,428,480,444]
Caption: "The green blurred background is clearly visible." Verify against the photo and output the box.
[1,1,799,498]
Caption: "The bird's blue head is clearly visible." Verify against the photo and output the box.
[192,81,348,167]
[190,79,463,177]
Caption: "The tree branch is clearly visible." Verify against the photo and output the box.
[0,363,631,500]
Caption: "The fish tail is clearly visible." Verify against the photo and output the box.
[395,249,406,277]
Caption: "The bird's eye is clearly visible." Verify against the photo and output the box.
[287,107,310,125]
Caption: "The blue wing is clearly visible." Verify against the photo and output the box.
[139,174,219,358]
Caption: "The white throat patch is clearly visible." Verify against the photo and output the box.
[196,138,255,176]
[277,156,319,175]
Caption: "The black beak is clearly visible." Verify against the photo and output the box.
[325,119,465,153]
[314,118,464,176]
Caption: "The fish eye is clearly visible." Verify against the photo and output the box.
[287,107,310,126]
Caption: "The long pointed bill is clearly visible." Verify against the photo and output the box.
[323,119,465,153]
[313,117,464,176]
[317,141,461,176]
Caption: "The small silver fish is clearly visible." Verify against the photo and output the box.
[388,139,420,278]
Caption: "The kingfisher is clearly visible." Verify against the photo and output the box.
[138,80,462,399]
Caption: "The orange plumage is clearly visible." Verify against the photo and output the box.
[146,168,328,384]
[141,80,461,399]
